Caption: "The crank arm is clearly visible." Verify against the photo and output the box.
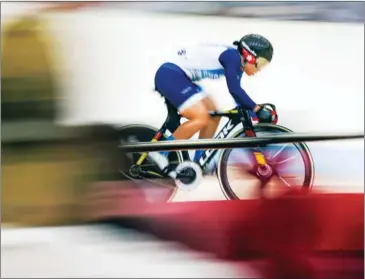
[140,169,165,178]
[130,165,166,179]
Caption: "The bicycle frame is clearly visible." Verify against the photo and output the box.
[135,101,269,173]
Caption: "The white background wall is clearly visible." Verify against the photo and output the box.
[39,10,364,137]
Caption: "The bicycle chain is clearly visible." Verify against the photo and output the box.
[119,170,177,190]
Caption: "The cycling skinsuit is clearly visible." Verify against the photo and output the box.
[154,44,257,112]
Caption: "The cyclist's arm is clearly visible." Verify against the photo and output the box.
[219,49,260,112]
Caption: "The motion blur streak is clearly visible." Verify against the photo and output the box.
[1,2,363,278]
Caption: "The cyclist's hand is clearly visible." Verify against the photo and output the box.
[253,105,261,113]
[256,106,273,123]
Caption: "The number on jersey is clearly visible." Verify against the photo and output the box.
[177,49,186,56]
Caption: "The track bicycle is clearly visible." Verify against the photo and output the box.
[118,100,315,202]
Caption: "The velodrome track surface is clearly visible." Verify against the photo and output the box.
[2,224,363,278]
[0,225,261,278]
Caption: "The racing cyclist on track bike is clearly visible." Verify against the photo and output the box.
[153,34,274,178]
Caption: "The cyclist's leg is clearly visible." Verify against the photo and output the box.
[155,63,210,140]
[199,96,221,138]
[153,63,210,170]
[192,96,221,162]
[152,102,209,173]
[174,101,210,139]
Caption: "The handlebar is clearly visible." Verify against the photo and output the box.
[239,103,276,112]
[237,103,278,125]
[258,103,276,111]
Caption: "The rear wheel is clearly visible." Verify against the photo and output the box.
[117,124,183,202]
[217,124,315,200]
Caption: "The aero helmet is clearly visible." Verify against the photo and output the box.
[233,34,274,64]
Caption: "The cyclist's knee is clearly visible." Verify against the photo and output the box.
[180,102,210,129]
[187,111,209,130]
[195,111,210,129]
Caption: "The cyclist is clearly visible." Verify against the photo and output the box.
[152,34,274,175]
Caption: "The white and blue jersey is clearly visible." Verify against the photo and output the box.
[167,44,228,82]
[154,43,257,111]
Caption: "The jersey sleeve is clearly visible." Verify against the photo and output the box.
[218,49,257,109]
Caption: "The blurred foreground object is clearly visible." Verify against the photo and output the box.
[88,182,364,278]
[1,4,123,227]
[2,19,125,224]
[2,13,64,226]
[1,123,127,226]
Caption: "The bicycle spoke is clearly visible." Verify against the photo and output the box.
[270,144,288,159]
[275,154,297,165]
[278,175,292,187]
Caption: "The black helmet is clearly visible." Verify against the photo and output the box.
[233,34,274,62]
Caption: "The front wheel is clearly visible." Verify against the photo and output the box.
[217,124,315,200]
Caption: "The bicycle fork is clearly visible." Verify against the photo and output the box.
[245,129,274,179]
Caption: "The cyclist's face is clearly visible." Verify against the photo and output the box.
[243,56,270,76]
[244,63,259,76]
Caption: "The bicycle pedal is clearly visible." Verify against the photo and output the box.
[162,165,177,179]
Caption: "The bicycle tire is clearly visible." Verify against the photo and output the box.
[217,124,315,200]
[117,124,183,202]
